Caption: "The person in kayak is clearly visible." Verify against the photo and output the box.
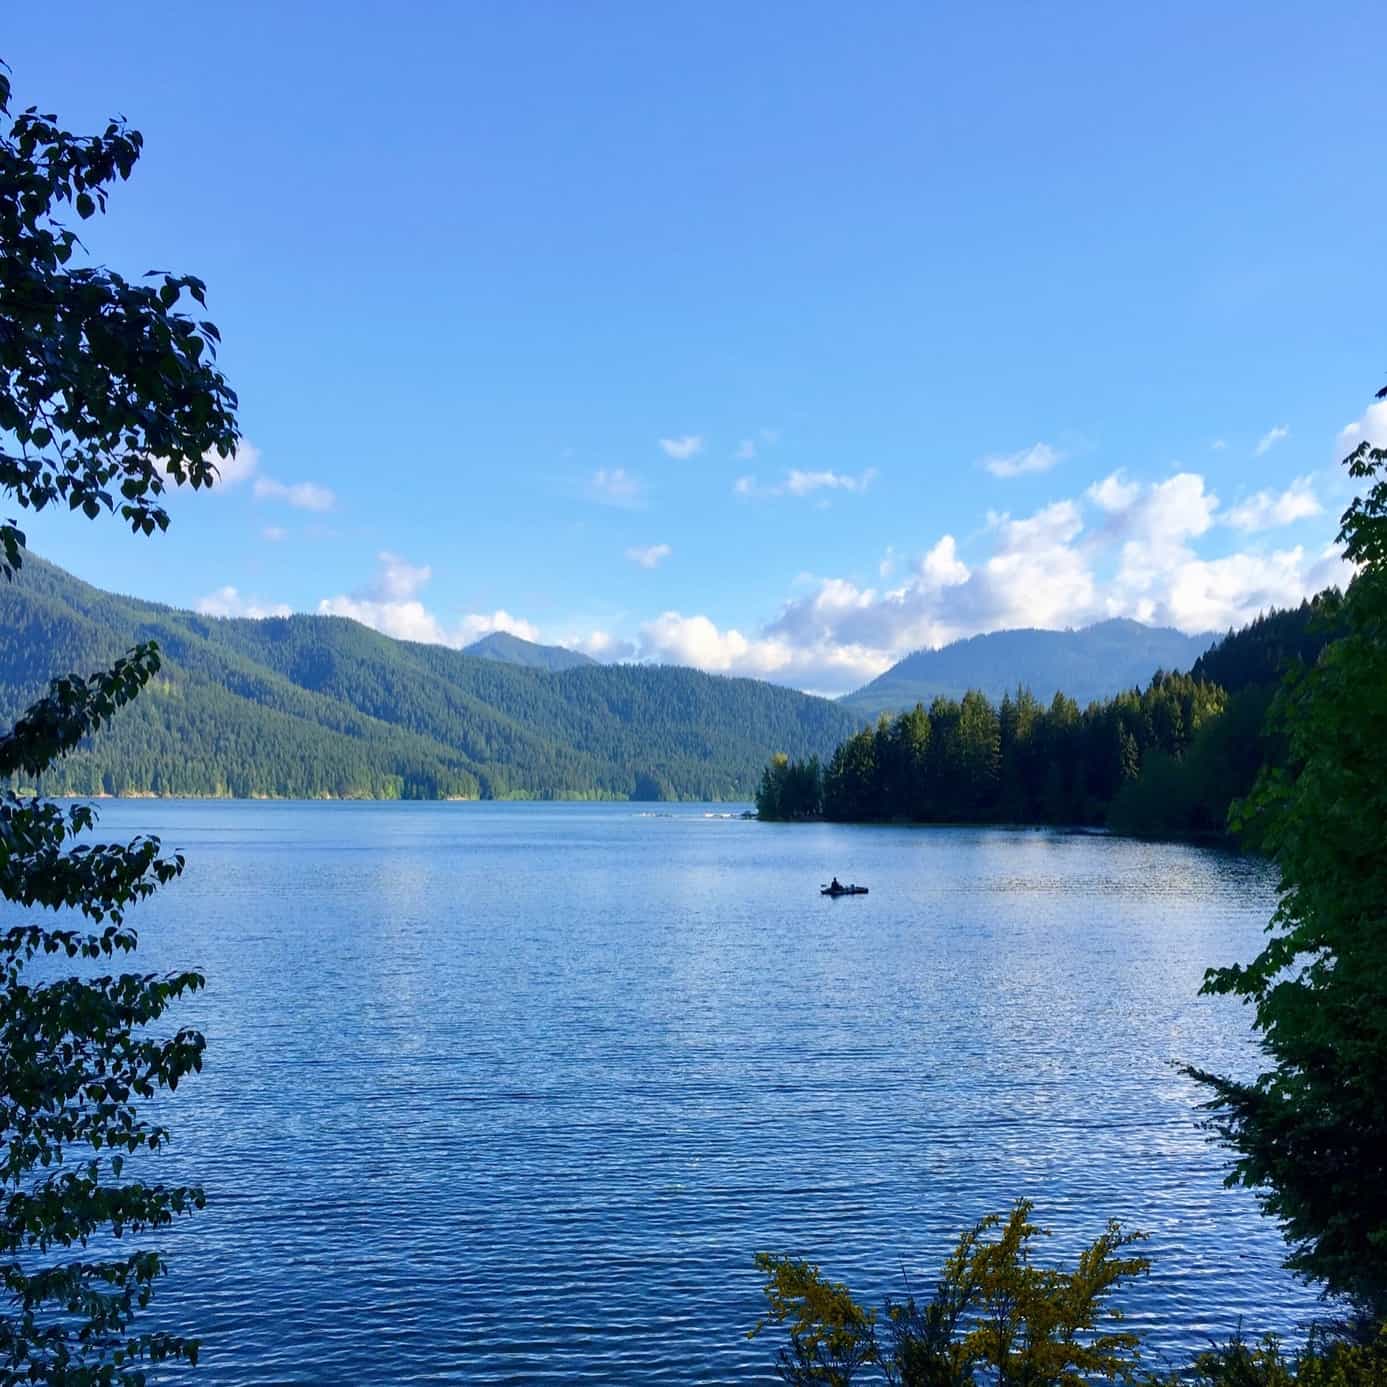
[829,877,842,891]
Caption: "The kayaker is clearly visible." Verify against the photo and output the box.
[829,877,842,892]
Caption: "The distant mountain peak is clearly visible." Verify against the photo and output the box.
[840,619,1215,719]
[461,630,596,672]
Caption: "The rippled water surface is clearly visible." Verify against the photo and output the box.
[33,801,1324,1382]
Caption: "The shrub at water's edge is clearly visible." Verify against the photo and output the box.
[751,1200,1153,1386]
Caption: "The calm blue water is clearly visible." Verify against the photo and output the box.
[18,801,1324,1382]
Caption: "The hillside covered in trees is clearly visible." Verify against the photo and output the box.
[0,556,860,801]
[759,593,1344,838]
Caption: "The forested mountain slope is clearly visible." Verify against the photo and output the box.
[0,556,859,800]
[840,618,1215,717]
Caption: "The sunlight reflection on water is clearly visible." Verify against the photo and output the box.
[17,802,1319,1385]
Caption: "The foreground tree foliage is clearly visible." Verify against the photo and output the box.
[751,1201,1151,1386]
[1187,383,1387,1324]
[2,61,238,1381]
[753,1206,1387,1385]
[1184,1329,1387,1387]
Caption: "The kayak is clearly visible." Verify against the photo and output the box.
[821,885,869,896]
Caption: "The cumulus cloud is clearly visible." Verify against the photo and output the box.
[317,552,538,647]
[151,440,260,489]
[980,442,1062,478]
[1339,401,1387,452]
[1149,545,1346,635]
[734,439,757,461]
[641,464,1349,695]
[369,551,432,601]
[635,611,881,689]
[588,467,644,507]
[735,468,877,499]
[208,441,260,487]
[261,525,287,542]
[1255,424,1289,456]
[658,435,703,460]
[1225,476,1322,532]
[626,543,672,569]
[1086,471,1142,513]
[195,586,292,620]
[253,477,336,511]
[565,629,637,661]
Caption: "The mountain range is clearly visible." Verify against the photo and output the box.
[0,556,857,801]
[838,619,1217,718]
[1,558,1234,801]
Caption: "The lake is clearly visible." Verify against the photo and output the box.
[22,801,1324,1383]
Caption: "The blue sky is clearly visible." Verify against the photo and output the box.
[6,2,1385,694]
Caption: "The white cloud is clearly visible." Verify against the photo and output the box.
[209,441,260,487]
[785,467,876,496]
[920,535,969,588]
[659,464,1348,695]
[1339,401,1387,452]
[1212,439,1227,451]
[588,467,644,508]
[1086,471,1142,513]
[658,435,703,460]
[626,543,672,569]
[636,611,885,691]
[317,552,538,648]
[1153,545,1346,634]
[734,439,757,461]
[980,442,1063,479]
[253,477,336,511]
[1255,424,1290,456]
[152,440,260,488]
[565,629,637,661]
[735,468,877,499]
[1225,476,1322,532]
[195,586,291,620]
[261,525,288,542]
[369,551,432,601]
